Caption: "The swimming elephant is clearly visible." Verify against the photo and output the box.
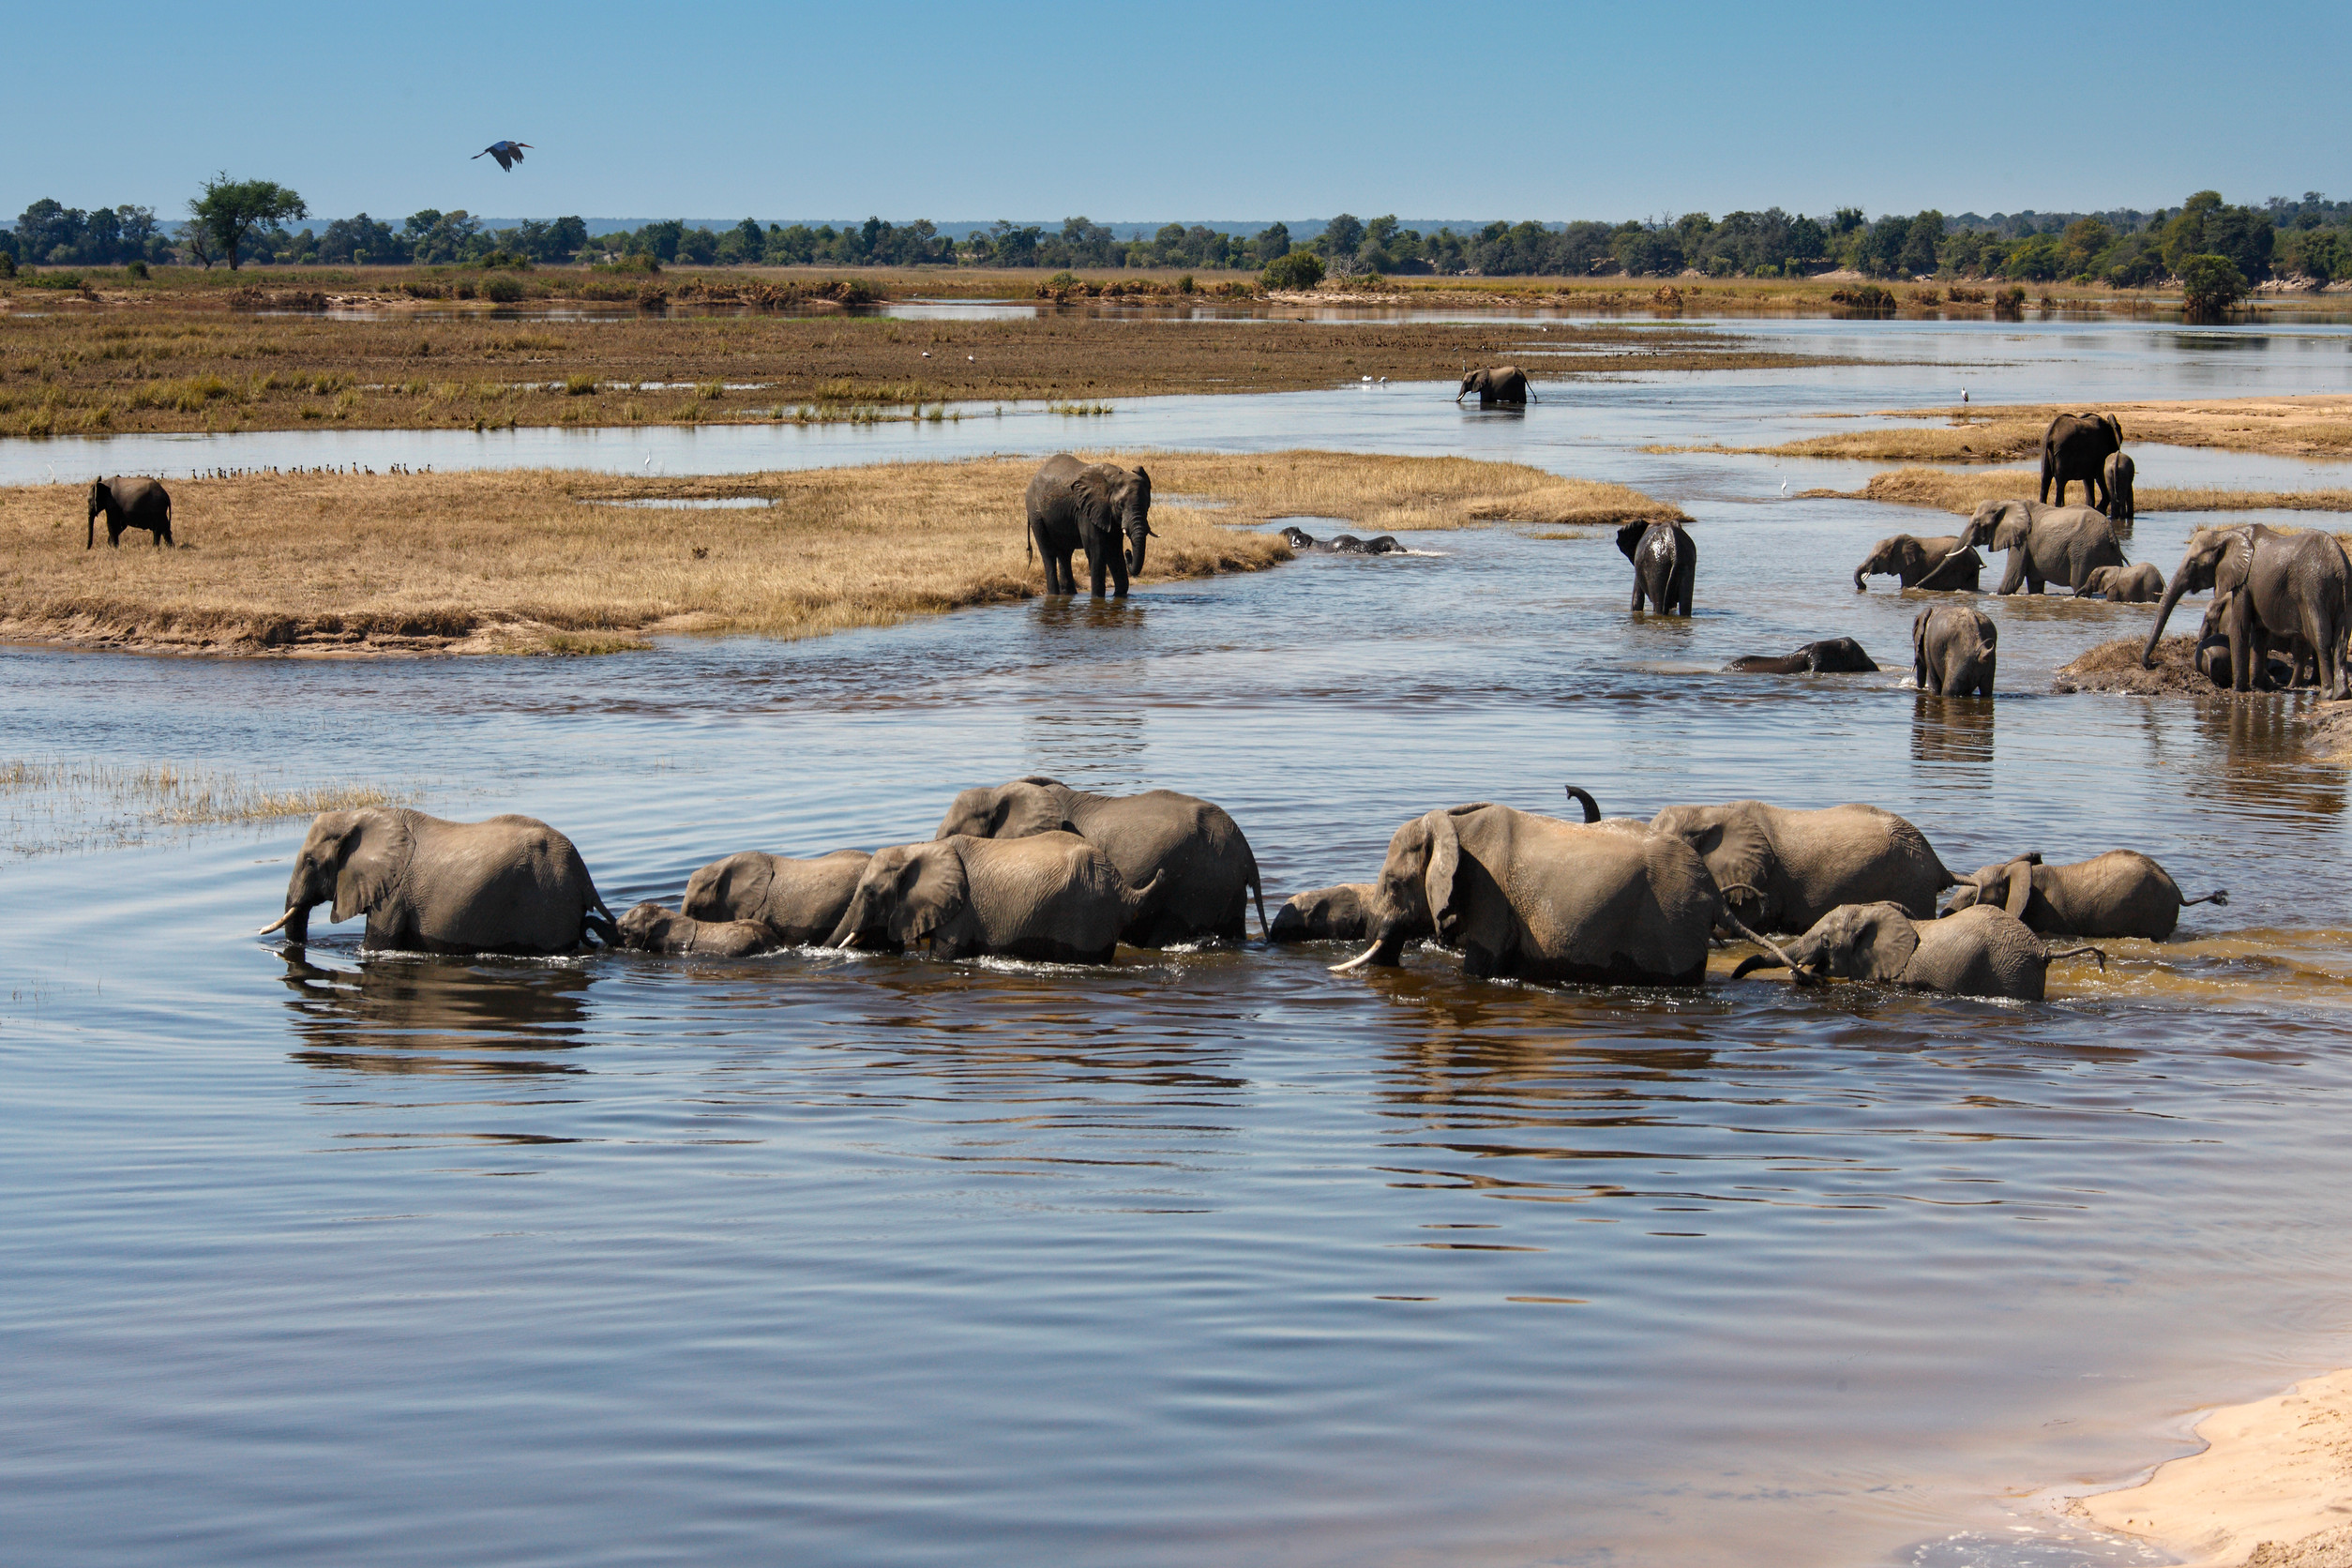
[1943,498,2127,595]
[826,831,1161,963]
[1026,451,1153,597]
[1267,882,1375,942]
[1279,525,1402,555]
[2081,563,2164,602]
[2041,412,2123,510]
[1732,902,2103,1002]
[2143,523,2352,697]
[1854,533,1982,592]
[1455,366,1533,407]
[1647,797,1957,935]
[2103,450,2136,526]
[617,901,779,957]
[257,808,618,954]
[1618,519,1696,615]
[1945,852,2226,941]
[1723,638,1879,674]
[680,849,870,944]
[87,475,173,549]
[935,776,1266,945]
[1913,603,1998,696]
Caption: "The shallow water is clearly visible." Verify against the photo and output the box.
[8,318,2352,1567]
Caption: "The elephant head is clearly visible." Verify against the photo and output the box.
[1943,855,2039,918]
[827,840,971,952]
[1455,370,1485,402]
[1959,500,2034,554]
[85,480,111,550]
[1856,535,1930,591]
[1731,901,1918,985]
[2143,525,2254,668]
[617,901,682,950]
[1333,807,1467,970]
[1069,463,1153,576]
[934,779,1076,842]
[257,808,415,943]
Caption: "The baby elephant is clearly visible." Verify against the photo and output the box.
[1268,882,1375,942]
[682,848,870,944]
[1854,533,1983,592]
[2081,563,2163,602]
[1733,902,2103,1002]
[1913,603,1997,696]
[1279,525,1401,555]
[617,901,779,957]
[1724,638,1879,674]
[1946,852,2225,940]
[2103,451,2135,527]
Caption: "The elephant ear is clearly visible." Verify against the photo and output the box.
[1992,505,2031,551]
[1897,538,1926,574]
[893,844,968,946]
[1422,810,1463,938]
[1067,469,1114,531]
[991,781,1073,838]
[1852,908,1921,982]
[1615,521,1646,564]
[1128,466,1151,507]
[713,853,775,922]
[2000,862,2035,920]
[332,811,411,924]
[1696,814,1773,918]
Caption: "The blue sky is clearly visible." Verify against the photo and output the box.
[13,1,2345,225]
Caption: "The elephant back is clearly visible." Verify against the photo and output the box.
[1907,905,2049,1000]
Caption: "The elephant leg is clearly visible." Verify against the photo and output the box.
[2228,622,2254,693]
[1630,579,1646,612]
[1107,540,1130,597]
[109,523,125,548]
[1085,535,1111,596]
[1674,565,1694,616]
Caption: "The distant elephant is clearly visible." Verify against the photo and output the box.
[1732,901,2104,1002]
[1279,525,1402,555]
[1913,602,1998,696]
[935,776,1266,945]
[2103,450,2136,526]
[681,848,870,944]
[826,831,1160,963]
[87,475,173,550]
[1648,797,1957,935]
[1026,451,1153,597]
[2144,523,2352,698]
[1724,638,1879,674]
[2081,563,2164,602]
[1618,519,1696,615]
[2193,591,2302,689]
[257,808,618,954]
[1945,852,2226,940]
[1944,498,2127,595]
[2041,412,2123,510]
[1268,882,1375,942]
[1854,533,1982,592]
[617,901,778,957]
[1455,366,1533,407]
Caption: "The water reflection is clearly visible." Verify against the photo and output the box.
[279,951,594,1075]
[1911,691,1997,780]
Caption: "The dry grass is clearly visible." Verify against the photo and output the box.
[0,451,1676,655]
[1802,466,2352,515]
[1677,397,2352,465]
[0,758,414,854]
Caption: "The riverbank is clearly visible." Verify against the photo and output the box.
[1675,397,2352,465]
[0,452,1676,655]
[1802,466,2352,515]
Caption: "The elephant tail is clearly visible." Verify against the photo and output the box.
[2044,942,2107,972]
[583,883,621,947]
[2182,888,2229,908]
[1246,856,1268,942]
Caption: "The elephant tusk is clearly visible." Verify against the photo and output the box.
[255,907,298,936]
[1330,943,1384,973]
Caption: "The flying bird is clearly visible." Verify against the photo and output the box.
[473,141,532,172]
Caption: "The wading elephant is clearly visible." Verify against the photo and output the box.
[935,776,1266,945]
[1724,638,1879,674]
[617,901,778,957]
[257,808,619,954]
[1455,366,1533,407]
[2081,563,2164,602]
[1945,852,2226,941]
[1026,452,1153,597]
[87,475,173,550]
[2143,524,2352,698]
[2041,412,2123,510]
[1268,882,1375,942]
[1618,520,1696,615]
[1913,603,1998,696]
[1647,797,1957,934]
[1854,533,1982,592]
[2193,591,2303,689]
[826,832,1160,964]
[1732,901,2103,1002]
[1945,499,2127,595]
[1279,525,1402,555]
[2103,451,2136,526]
[681,849,870,944]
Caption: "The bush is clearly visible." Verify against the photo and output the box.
[126,260,149,279]
[2179,253,2248,317]
[1828,283,1896,313]
[1260,251,1325,291]
[482,275,524,304]
[27,271,84,291]
[0,252,14,279]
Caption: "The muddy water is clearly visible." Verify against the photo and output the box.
[8,319,2352,1567]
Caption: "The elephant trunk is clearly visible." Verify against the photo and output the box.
[825,893,874,949]
[1853,563,1868,592]
[1124,520,1149,577]
[2143,568,2195,669]
[1719,908,1814,986]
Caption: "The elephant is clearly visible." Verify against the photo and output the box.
[1732,902,2104,1002]
[1267,882,1375,942]
[617,901,778,957]
[680,848,870,944]
[2081,563,2164,602]
[257,808,619,954]
[2193,591,2302,689]
[1913,603,1998,696]
[1647,796,1958,935]
[2103,451,2136,526]
[87,475,173,550]
[935,776,1266,946]
[2143,524,2352,698]
[1618,520,1696,615]
[2040,412,2124,510]
[1944,852,2226,941]
[1943,499,2127,595]
[1723,638,1879,674]
[1854,533,1983,592]
[1455,366,1534,407]
[1025,451,1153,597]
[1279,525,1402,555]
[826,831,1161,964]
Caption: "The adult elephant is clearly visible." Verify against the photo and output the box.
[1455,366,1533,407]
[1732,902,2103,1002]
[2103,451,2136,526]
[257,808,618,954]
[1618,519,1696,615]
[2041,412,2123,510]
[934,776,1266,945]
[87,476,174,550]
[1943,498,2126,595]
[2081,563,2164,602]
[1854,533,1982,592]
[2142,524,2352,698]
[826,832,1159,964]
[1945,852,2226,941]
[681,849,870,944]
[1268,882,1375,942]
[1026,452,1153,597]
[1913,603,1998,696]
[1724,638,1878,674]
[1646,796,1957,935]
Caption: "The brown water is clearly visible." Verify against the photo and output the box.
[6,317,2352,1567]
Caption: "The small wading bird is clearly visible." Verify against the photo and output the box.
[473,140,532,171]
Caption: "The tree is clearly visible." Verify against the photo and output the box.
[1320,212,1364,270]
[1261,250,1324,291]
[2179,253,2247,317]
[187,173,307,270]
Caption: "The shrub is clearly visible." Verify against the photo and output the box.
[564,373,599,396]
[0,252,14,279]
[126,260,149,279]
[27,272,84,291]
[1828,284,1896,313]
[482,275,524,304]
[2179,253,2248,317]
[1260,251,1325,291]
